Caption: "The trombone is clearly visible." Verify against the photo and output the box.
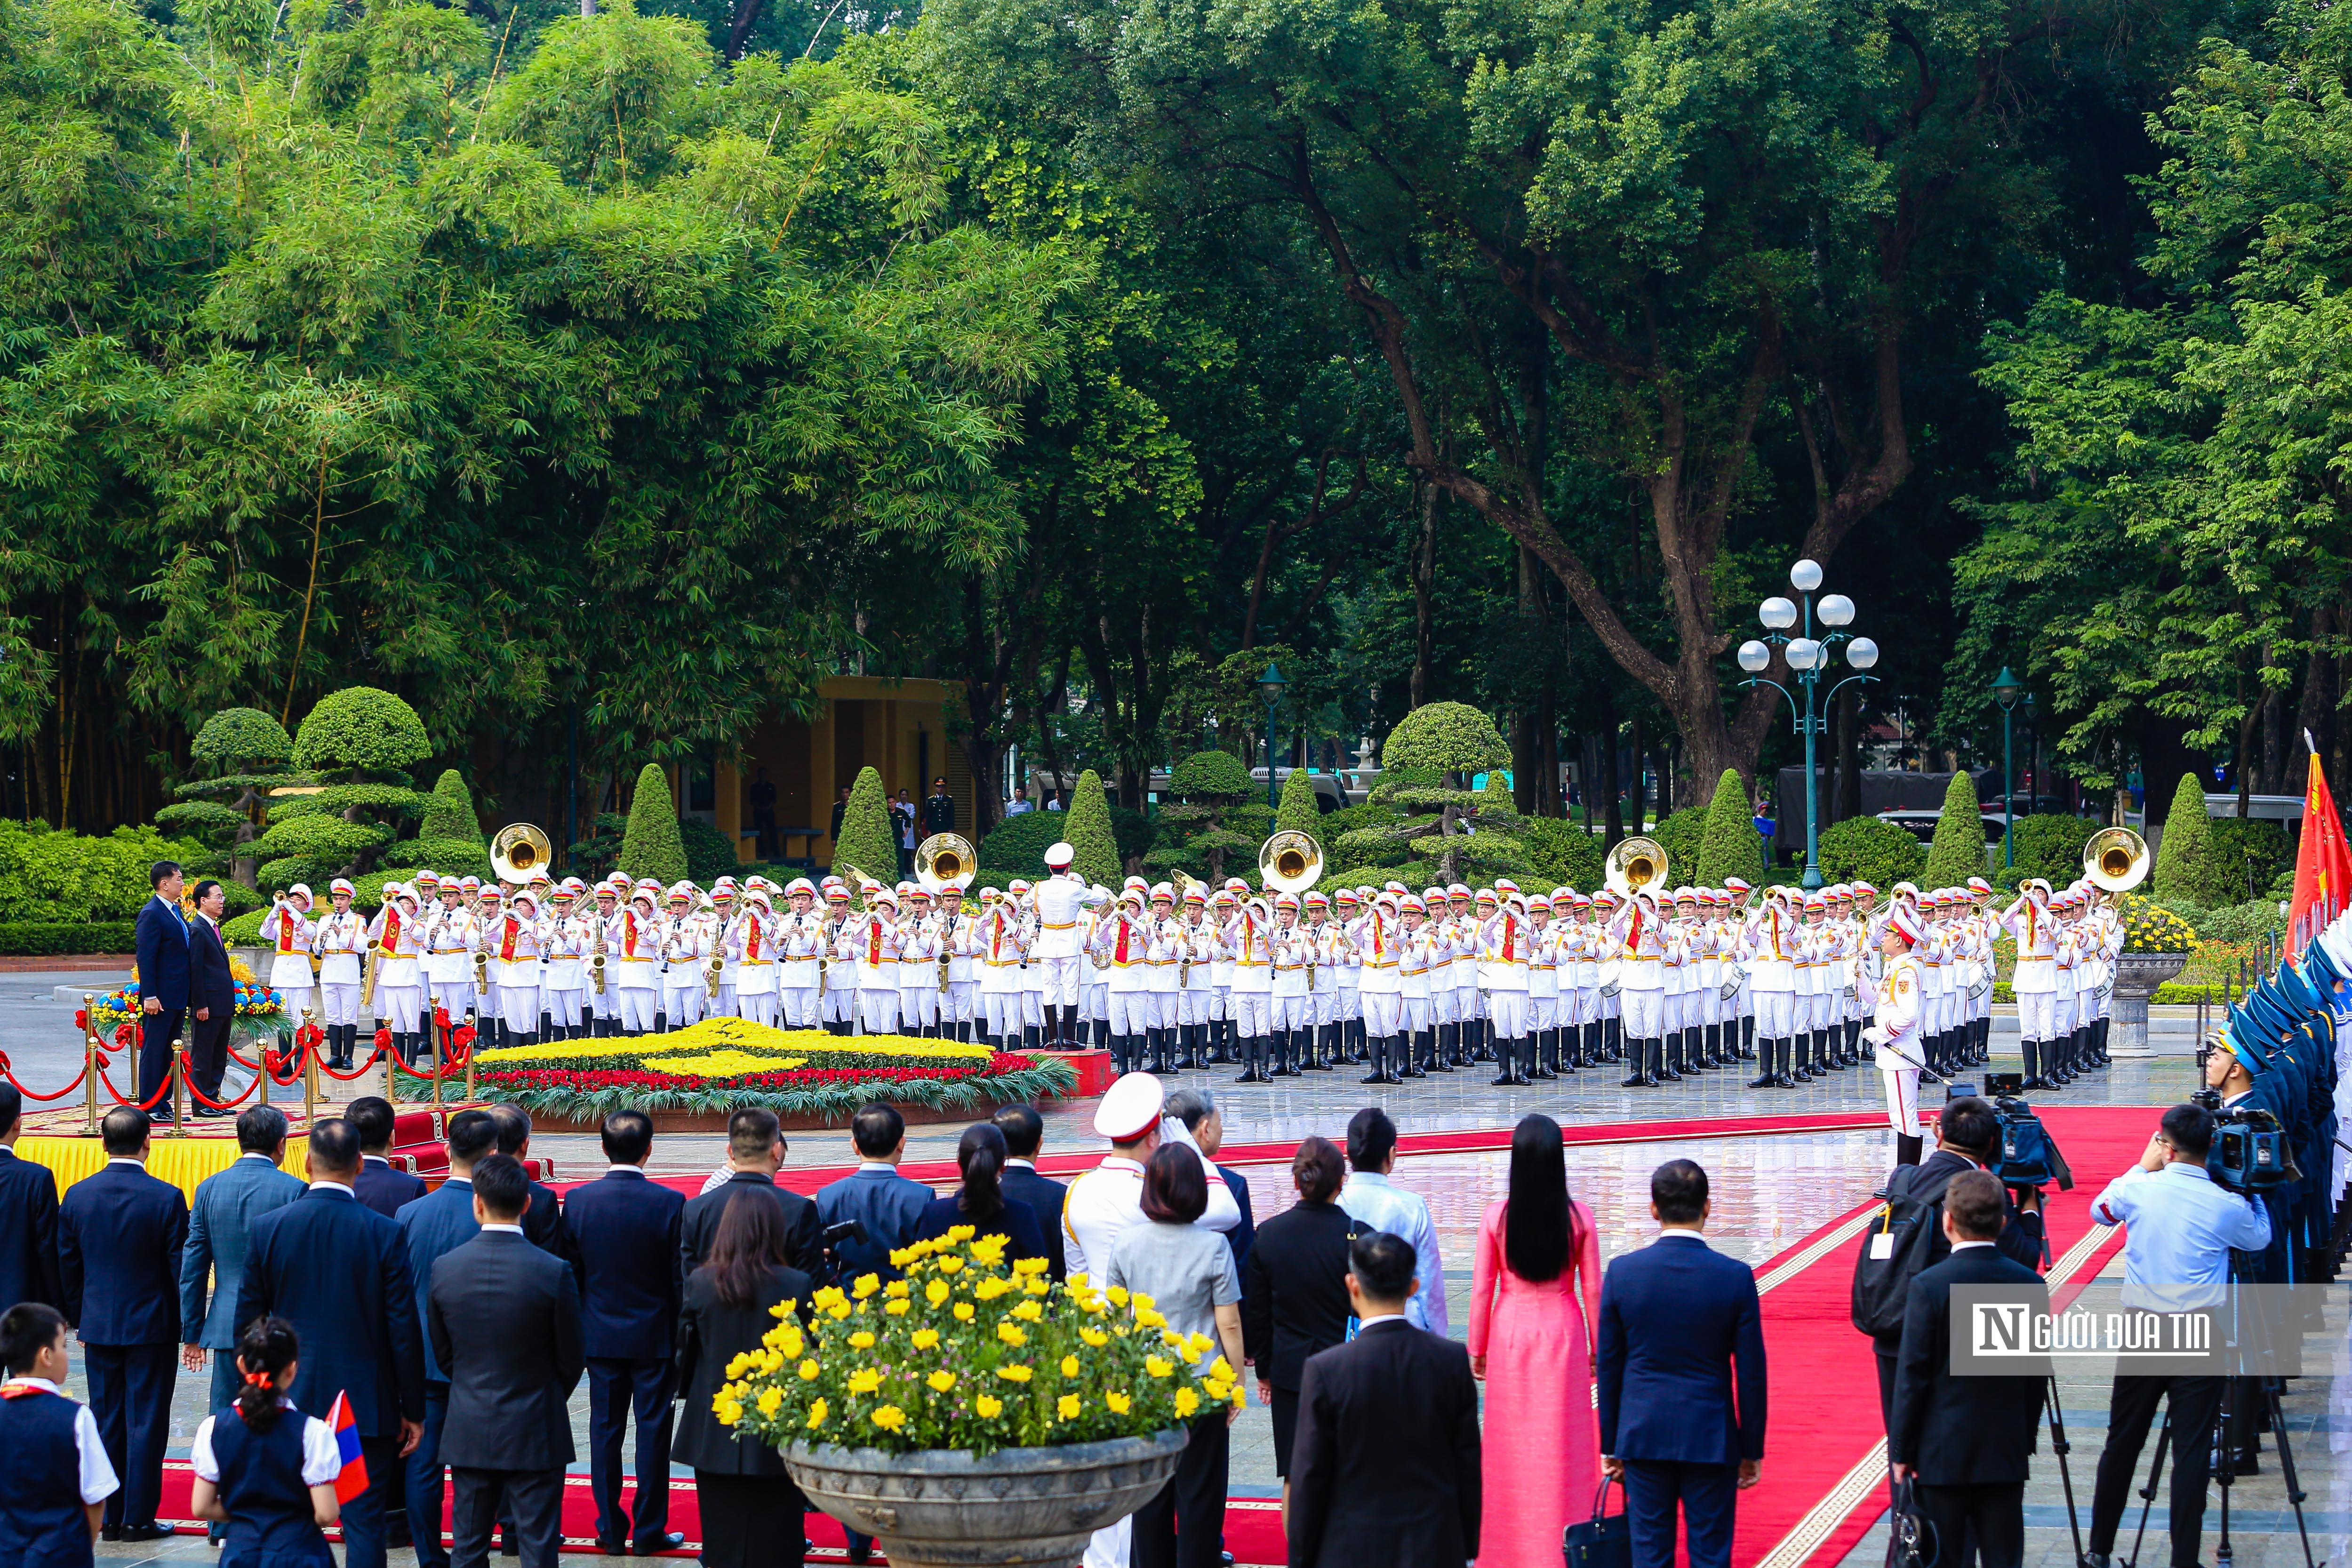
[1605,836,1669,896]
[2082,826,2151,895]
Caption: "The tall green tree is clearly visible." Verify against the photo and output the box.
[1923,772,1987,888]
[2152,772,2228,907]
[618,764,690,888]
[832,767,899,892]
[1063,769,1122,888]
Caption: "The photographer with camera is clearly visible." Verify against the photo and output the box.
[2079,1103,2272,1568]
[1854,1097,2046,1432]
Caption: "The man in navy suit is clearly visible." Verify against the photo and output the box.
[348,1096,429,1217]
[1597,1159,1768,1568]
[562,1110,687,1554]
[132,860,191,1121]
[993,1104,1072,1281]
[396,1108,499,1568]
[185,879,237,1113]
[0,1084,64,1311]
[178,1103,304,1540]
[238,1116,426,1568]
[815,1104,934,1281]
[486,1104,581,1291]
[57,1106,188,1541]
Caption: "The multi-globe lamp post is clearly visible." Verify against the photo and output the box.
[1738,560,1878,891]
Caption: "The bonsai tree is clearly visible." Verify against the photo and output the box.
[1064,768,1123,887]
[2153,773,2230,907]
[155,707,308,889]
[413,768,493,880]
[1340,703,1529,886]
[1694,768,1764,887]
[1922,771,1987,888]
[1146,750,1261,883]
[250,687,433,889]
[831,766,898,891]
[618,764,691,887]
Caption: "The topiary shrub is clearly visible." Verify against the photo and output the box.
[1922,771,1987,888]
[1064,769,1122,888]
[978,811,1065,873]
[1818,814,1928,889]
[1651,808,1708,878]
[831,767,898,890]
[192,708,296,771]
[618,764,690,888]
[252,688,436,887]
[420,769,485,844]
[1520,817,1606,891]
[2000,813,2095,888]
[0,822,208,924]
[1694,768,1762,887]
[1275,766,1321,837]
[158,707,308,889]
[680,815,742,882]
[2208,817,2292,905]
[2153,773,2231,907]
[1355,707,1527,886]
[292,686,432,778]
[1381,702,1512,776]
[1148,750,1263,883]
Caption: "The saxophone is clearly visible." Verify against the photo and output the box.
[360,937,382,1011]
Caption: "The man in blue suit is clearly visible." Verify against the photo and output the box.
[814,1104,934,1281]
[132,860,190,1121]
[0,1084,64,1311]
[185,879,237,1113]
[238,1116,426,1568]
[993,1104,1073,1281]
[348,1096,429,1218]
[396,1107,499,1568]
[178,1103,304,1540]
[1598,1159,1768,1568]
[57,1106,187,1541]
[562,1109,687,1555]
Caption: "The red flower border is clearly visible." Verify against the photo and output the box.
[479,1051,1046,1095]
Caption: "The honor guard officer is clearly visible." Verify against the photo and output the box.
[1864,903,1929,1166]
[937,883,978,1042]
[731,887,780,1027]
[542,880,589,1039]
[491,889,545,1049]
[425,879,481,1038]
[259,886,319,1030]
[1031,846,1090,1049]
[368,883,427,1064]
[773,880,822,1030]
[312,880,367,1069]
[608,882,663,1036]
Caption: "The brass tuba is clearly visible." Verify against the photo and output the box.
[917,833,977,895]
[491,823,553,883]
[2082,826,2151,894]
[1605,836,1669,896]
[1259,830,1324,895]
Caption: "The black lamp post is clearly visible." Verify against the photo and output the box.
[1992,667,2026,868]
[1258,663,1287,818]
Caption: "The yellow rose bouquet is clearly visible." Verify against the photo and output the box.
[714,1228,1241,1457]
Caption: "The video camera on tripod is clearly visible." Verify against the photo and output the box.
[1980,1072,2067,1189]
[2188,1088,2300,1194]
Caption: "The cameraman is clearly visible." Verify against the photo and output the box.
[2080,1104,2272,1568]
[1868,1097,2046,1430]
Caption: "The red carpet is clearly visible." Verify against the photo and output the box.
[146,1104,2158,1567]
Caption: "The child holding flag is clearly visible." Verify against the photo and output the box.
[188,1318,354,1568]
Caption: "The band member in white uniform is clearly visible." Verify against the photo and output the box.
[976,889,1026,1046]
[1863,902,1929,1166]
[1028,846,1089,1048]
[367,883,426,1063]
[259,885,319,1034]
[937,884,977,1040]
[609,882,664,1035]
[541,881,588,1038]
[312,879,366,1068]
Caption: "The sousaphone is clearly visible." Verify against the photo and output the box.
[1605,835,1669,896]
[917,832,977,895]
[1259,830,1325,895]
[2082,826,2151,894]
[491,823,553,883]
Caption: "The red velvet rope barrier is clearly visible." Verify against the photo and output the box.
[0,1050,88,1102]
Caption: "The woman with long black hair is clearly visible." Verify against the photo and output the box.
[1466,1113,1603,1568]
[909,1121,1049,1261]
[676,1192,814,1568]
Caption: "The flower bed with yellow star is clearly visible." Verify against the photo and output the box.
[717,1228,1240,1457]
[392,1015,1076,1120]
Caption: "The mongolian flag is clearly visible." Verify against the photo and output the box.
[2289,746,2352,962]
[327,1391,369,1503]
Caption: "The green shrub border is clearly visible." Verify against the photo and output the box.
[0,921,140,956]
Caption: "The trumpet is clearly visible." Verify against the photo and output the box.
[2083,826,2151,894]
[1259,829,1324,895]
[1605,836,1669,896]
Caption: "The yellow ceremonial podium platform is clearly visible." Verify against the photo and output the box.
[14,1134,312,1202]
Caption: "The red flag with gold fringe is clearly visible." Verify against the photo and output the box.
[2288,748,2352,960]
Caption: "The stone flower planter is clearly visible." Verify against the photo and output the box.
[2109,951,2190,1057]
[784,1428,1188,1568]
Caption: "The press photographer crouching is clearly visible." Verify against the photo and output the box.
[1888,1171,2049,1568]
[2080,1103,2273,1568]
[1857,1097,2048,1431]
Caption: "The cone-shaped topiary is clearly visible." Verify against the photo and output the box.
[1922,771,1987,888]
[1275,763,1320,837]
[2152,772,2229,907]
[1064,769,1122,887]
[618,764,689,888]
[1693,768,1763,888]
[421,769,484,843]
[831,767,898,893]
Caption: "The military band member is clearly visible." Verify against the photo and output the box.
[1355,891,1402,1084]
[850,886,900,1036]
[1096,884,1150,1075]
[1226,895,1275,1083]
[368,883,426,1065]
[2001,879,2058,1088]
[542,881,589,1039]
[259,884,319,1031]
[312,879,367,1068]
[1396,893,1435,1078]
[820,882,855,1033]
[486,889,544,1050]
[1143,884,1181,1072]
[1863,903,1929,1166]
[608,882,663,1036]
[976,888,1026,1047]
[1526,893,1561,1079]
[937,884,977,1041]
[725,886,775,1027]
[769,880,819,1030]
[424,878,480,1040]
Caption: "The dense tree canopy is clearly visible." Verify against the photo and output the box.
[1,0,2343,857]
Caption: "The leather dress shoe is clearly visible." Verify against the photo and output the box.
[118,1524,176,1542]
[636,1533,688,1553]
[594,1539,628,1556]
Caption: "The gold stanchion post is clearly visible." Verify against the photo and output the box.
[302,1010,320,1128]
[431,1007,444,1114]
[464,1018,477,1103]
[171,1036,189,1137]
[81,994,99,1136]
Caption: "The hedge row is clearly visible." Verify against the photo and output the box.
[0,922,140,956]
[1991,980,2240,1007]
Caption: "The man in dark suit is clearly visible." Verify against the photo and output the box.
[56,1107,187,1540]
[238,1116,426,1568]
[562,1111,687,1555]
[680,1107,826,1281]
[994,1104,1071,1280]
[0,1084,64,1311]
[815,1104,934,1282]
[132,860,190,1121]
[1598,1159,1767,1568]
[185,879,236,1113]
[348,1096,429,1217]
[1869,1097,2046,1427]
[1889,1171,2050,1568]
[428,1155,585,1568]
[395,1108,499,1568]
[1286,1231,1480,1568]
[486,1104,580,1290]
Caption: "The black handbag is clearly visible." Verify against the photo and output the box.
[1887,1476,1938,1568]
[1563,1474,1632,1568]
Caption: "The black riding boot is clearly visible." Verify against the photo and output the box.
[1895,1132,1925,1166]
[1516,1032,1537,1085]
[1623,1038,1650,1088]
[1687,1025,1707,1071]
[1656,1029,1682,1082]
[1538,1028,1561,1079]
[2021,1038,2046,1089]
[1742,1014,1759,1058]
[1774,1037,1799,1088]
[1428,1023,1452,1072]
[1233,1033,1261,1083]
[1747,1037,1778,1088]
[1811,1028,1834,1079]
[1490,1034,1517,1084]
